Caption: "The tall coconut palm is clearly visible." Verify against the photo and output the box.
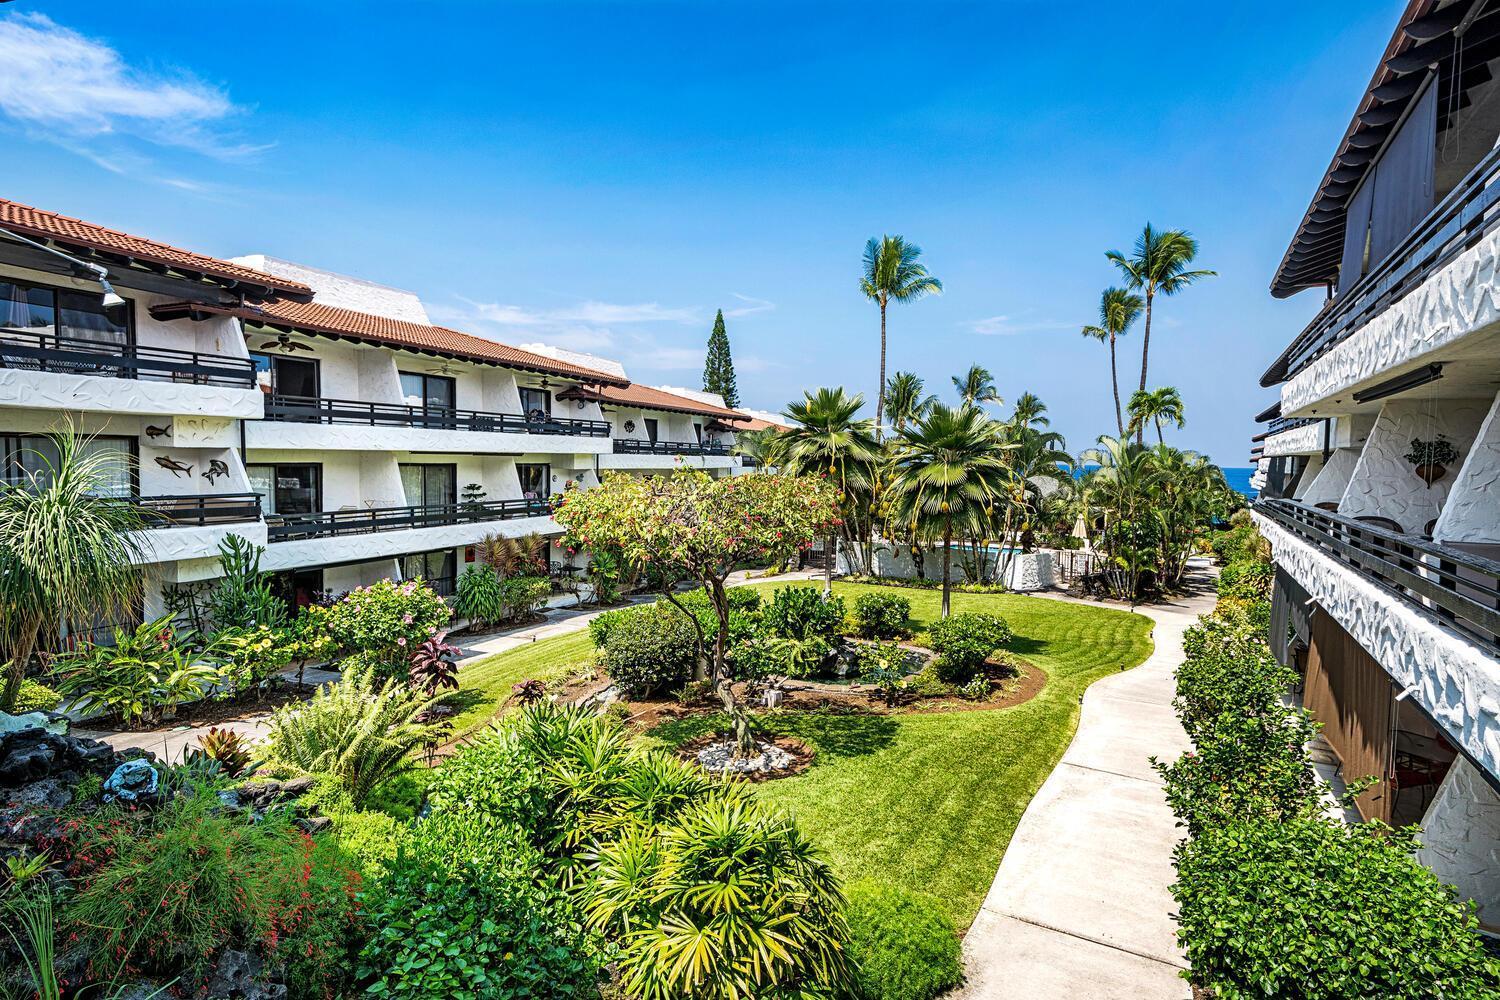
[951,364,1002,409]
[1081,287,1144,437]
[887,403,1010,618]
[782,387,881,593]
[1106,224,1215,440]
[862,236,943,437]
[884,371,936,434]
[0,429,145,708]
[1010,391,1050,429]
[1127,386,1187,445]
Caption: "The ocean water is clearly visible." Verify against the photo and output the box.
[1221,466,1257,499]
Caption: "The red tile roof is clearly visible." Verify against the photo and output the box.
[0,198,311,299]
[239,297,630,386]
[559,383,749,421]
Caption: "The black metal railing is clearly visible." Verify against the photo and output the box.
[136,493,263,528]
[1268,142,1500,386]
[0,329,258,388]
[612,438,732,456]
[267,497,553,542]
[264,394,611,437]
[1257,498,1500,655]
[1266,415,1321,436]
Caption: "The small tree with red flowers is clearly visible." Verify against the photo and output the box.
[554,470,840,753]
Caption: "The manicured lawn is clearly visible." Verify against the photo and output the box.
[650,581,1155,929]
[448,631,596,737]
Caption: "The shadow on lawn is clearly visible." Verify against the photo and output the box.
[650,710,899,763]
[1007,634,1047,657]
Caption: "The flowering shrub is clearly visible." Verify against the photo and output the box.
[926,612,1013,682]
[326,578,450,674]
[213,623,294,699]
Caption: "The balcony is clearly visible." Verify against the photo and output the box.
[137,492,262,527]
[612,438,732,456]
[267,497,552,542]
[1265,143,1500,396]
[264,394,610,436]
[1256,498,1500,656]
[0,329,257,387]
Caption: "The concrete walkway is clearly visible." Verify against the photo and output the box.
[79,568,822,763]
[955,580,1216,1000]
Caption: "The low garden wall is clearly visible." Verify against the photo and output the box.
[835,543,1056,591]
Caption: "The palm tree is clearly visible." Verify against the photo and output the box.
[861,236,943,437]
[1106,225,1214,441]
[887,403,1010,617]
[884,371,936,434]
[782,387,881,593]
[1080,435,1165,604]
[1127,386,1187,445]
[0,429,145,708]
[1011,391,1050,429]
[1081,287,1144,438]
[732,426,786,473]
[951,364,1002,409]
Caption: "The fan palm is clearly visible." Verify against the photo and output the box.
[1081,287,1144,437]
[952,364,1002,409]
[0,428,145,709]
[887,403,1011,617]
[731,426,785,473]
[1127,386,1187,445]
[782,388,881,591]
[884,370,936,434]
[1106,224,1214,440]
[862,236,943,436]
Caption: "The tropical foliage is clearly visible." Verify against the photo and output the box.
[861,234,942,434]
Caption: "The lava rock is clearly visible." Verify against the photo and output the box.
[3,777,72,811]
[0,727,116,787]
[195,948,287,1000]
[297,815,333,835]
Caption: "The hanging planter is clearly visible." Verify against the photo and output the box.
[1402,437,1460,488]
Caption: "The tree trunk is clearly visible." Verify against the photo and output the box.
[662,586,710,682]
[2,621,40,710]
[1109,333,1124,437]
[1137,288,1153,445]
[941,523,953,618]
[824,533,835,597]
[875,295,888,440]
[708,576,755,756]
[1156,418,1164,445]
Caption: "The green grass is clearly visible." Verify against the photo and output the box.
[448,630,597,737]
[650,581,1155,929]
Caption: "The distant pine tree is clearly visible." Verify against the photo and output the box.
[702,308,740,407]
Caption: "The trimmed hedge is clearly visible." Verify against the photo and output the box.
[842,881,962,1000]
[851,592,911,640]
[927,612,1012,682]
[1162,534,1500,997]
[597,601,699,697]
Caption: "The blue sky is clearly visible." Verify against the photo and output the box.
[0,1,1402,463]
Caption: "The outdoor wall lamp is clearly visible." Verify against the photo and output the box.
[0,224,125,307]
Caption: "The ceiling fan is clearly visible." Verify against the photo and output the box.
[258,333,314,354]
[427,360,464,376]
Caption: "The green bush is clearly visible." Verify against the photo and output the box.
[326,578,451,671]
[51,614,219,727]
[926,612,1013,682]
[212,622,295,699]
[843,881,962,1000]
[906,664,954,698]
[676,586,763,614]
[851,592,911,639]
[454,564,507,627]
[8,678,61,713]
[330,808,411,878]
[762,586,845,640]
[62,792,360,992]
[859,642,911,706]
[357,824,601,999]
[1175,616,1293,742]
[587,606,633,648]
[1174,818,1500,999]
[205,532,286,631]
[598,601,699,697]
[1217,559,1273,601]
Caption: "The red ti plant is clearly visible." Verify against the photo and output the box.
[408,632,461,696]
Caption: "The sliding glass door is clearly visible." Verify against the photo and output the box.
[246,464,321,515]
[400,463,457,510]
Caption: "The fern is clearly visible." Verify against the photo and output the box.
[263,668,451,806]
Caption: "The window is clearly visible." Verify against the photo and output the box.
[693,422,702,443]
[246,464,321,515]
[520,386,551,419]
[401,549,458,597]
[644,418,659,443]
[400,371,456,410]
[517,462,550,499]
[250,354,320,398]
[400,463,457,508]
[1,434,135,497]
[0,276,130,346]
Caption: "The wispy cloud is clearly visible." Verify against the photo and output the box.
[723,293,775,319]
[969,314,1075,336]
[0,12,265,169]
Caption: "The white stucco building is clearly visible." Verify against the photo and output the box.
[0,197,744,621]
[1251,0,1500,932]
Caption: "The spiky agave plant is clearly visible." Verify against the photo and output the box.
[263,667,451,807]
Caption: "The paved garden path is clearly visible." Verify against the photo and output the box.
[77,568,822,763]
[955,577,1216,1000]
